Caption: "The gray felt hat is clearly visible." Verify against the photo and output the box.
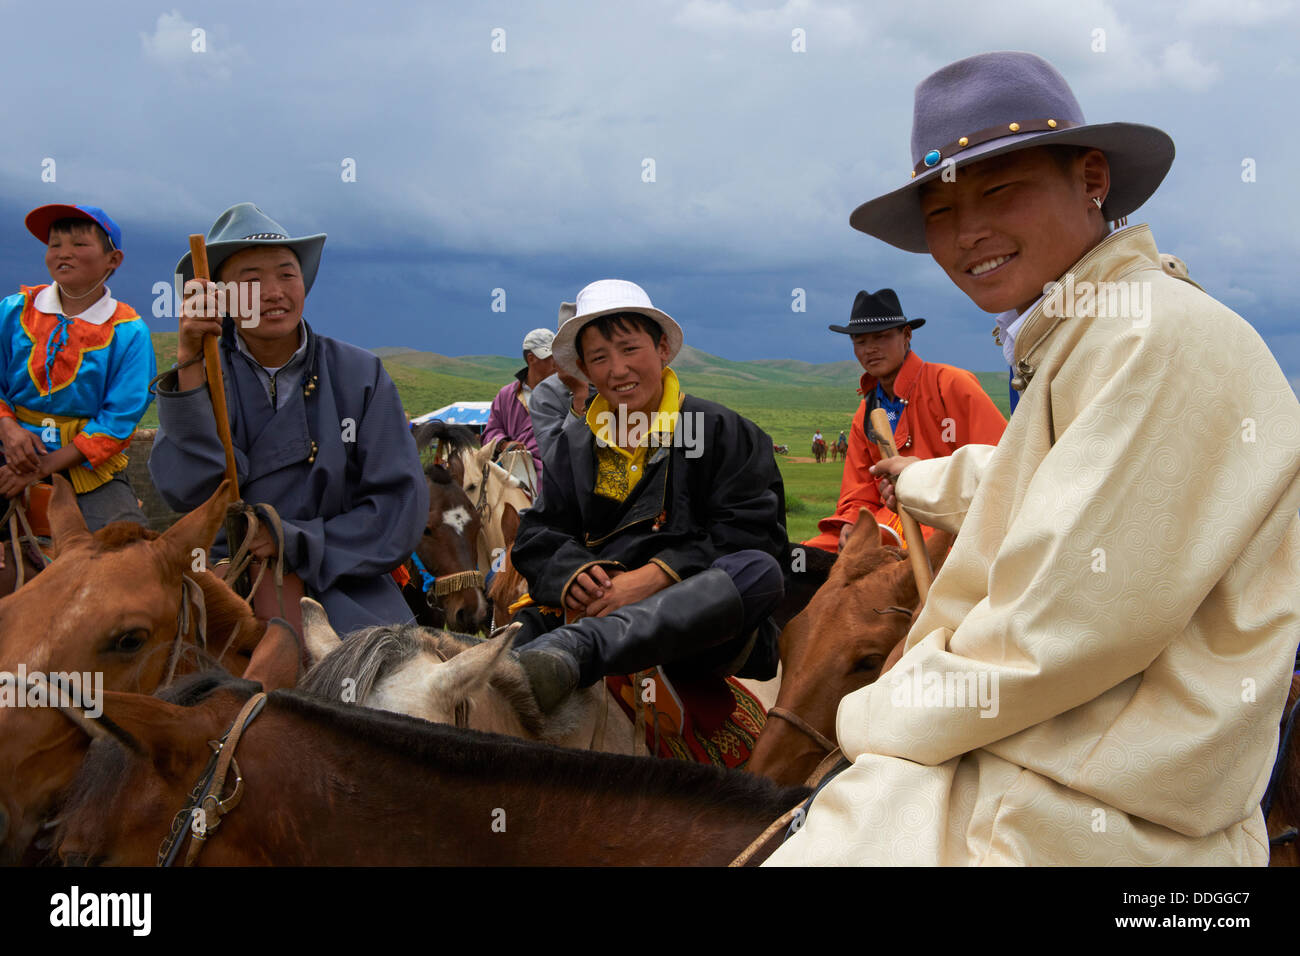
[176,202,326,293]
[849,51,1176,253]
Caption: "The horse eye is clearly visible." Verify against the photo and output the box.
[852,655,884,674]
[110,630,148,654]
[422,527,434,536]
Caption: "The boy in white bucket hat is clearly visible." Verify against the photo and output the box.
[768,51,1300,866]
[510,279,789,714]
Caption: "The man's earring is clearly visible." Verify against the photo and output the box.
[1092,197,1103,209]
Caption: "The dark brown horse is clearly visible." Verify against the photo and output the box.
[1267,671,1300,866]
[0,477,270,864]
[811,437,827,463]
[747,514,953,786]
[56,669,810,866]
[403,463,488,633]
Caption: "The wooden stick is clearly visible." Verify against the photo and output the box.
[869,408,932,603]
[188,235,240,498]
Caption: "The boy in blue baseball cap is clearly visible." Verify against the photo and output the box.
[0,204,155,527]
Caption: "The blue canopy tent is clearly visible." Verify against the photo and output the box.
[411,401,492,433]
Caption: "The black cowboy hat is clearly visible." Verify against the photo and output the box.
[828,289,925,335]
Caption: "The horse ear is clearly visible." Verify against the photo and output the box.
[500,503,520,550]
[46,475,92,554]
[93,691,207,782]
[157,480,235,565]
[241,619,302,692]
[428,625,517,705]
[841,507,887,558]
[300,597,342,666]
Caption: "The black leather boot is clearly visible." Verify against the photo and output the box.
[517,567,745,713]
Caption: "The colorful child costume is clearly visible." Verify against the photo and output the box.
[0,283,155,527]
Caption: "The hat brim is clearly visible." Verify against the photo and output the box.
[552,305,684,378]
[25,205,103,244]
[850,122,1175,253]
[175,234,327,295]
[829,317,926,334]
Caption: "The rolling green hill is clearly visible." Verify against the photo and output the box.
[143,334,1011,541]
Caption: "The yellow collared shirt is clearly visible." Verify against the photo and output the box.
[587,368,682,502]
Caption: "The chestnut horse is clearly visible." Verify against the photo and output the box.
[0,477,270,864]
[403,463,488,633]
[56,670,810,866]
[746,517,953,786]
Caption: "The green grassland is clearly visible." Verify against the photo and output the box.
[144,334,1009,543]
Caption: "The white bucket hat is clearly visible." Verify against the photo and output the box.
[551,279,683,377]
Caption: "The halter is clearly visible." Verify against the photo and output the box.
[157,691,268,867]
[409,551,484,608]
[767,605,914,755]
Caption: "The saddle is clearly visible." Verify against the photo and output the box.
[605,669,767,769]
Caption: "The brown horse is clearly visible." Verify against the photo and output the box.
[831,435,848,462]
[0,477,270,864]
[415,421,531,574]
[55,669,810,866]
[811,438,827,463]
[1267,671,1300,866]
[403,463,488,633]
[747,514,953,786]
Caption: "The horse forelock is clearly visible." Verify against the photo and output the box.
[299,623,432,704]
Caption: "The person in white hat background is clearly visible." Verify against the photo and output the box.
[150,203,428,635]
[483,327,556,480]
[528,301,595,466]
[509,279,788,714]
[767,52,1300,866]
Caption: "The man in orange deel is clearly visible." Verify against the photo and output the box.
[805,288,1005,553]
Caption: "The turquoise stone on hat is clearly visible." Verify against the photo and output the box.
[924,149,941,167]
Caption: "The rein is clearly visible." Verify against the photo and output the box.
[223,502,288,617]
[157,691,268,867]
[0,494,50,588]
[767,605,912,756]
[729,748,849,867]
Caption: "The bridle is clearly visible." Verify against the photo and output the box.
[408,550,484,609]
[157,691,268,867]
[766,604,914,756]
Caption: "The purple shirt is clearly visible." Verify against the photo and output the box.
[483,368,543,476]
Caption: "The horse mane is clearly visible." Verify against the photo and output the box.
[62,661,809,862]
[268,686,811,814]
[425,462,454,485]
[414,420,480,458]
[92,521,156,552]
[298,622,435,703]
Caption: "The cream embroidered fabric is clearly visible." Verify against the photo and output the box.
[767,226,1300,866]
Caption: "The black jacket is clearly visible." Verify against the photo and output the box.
[513,395,789,605]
